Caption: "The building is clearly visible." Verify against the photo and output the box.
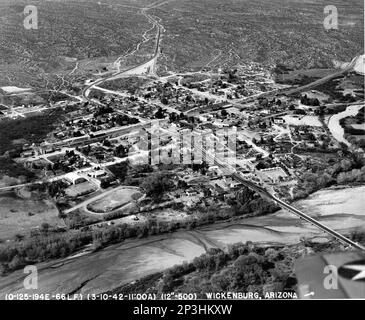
[64,172,88,185]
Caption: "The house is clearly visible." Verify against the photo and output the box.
[224,193,236,201]
[185,189,198,197]
[185,187,203,197]
[210,179,229,192]
[21,150,34,158]
[91,170,107,179]
[273,117,285,124]
[224,177,242,188]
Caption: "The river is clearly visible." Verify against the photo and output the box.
[327,104,364,147]
[0,185,364,297]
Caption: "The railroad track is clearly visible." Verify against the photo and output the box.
[187,132,365,251]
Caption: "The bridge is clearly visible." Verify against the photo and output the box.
[190,133,365,251]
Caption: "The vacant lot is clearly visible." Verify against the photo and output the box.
[0,191,65,240]
[100,77,151,94]
[87,188,142,213]
[65,182,97,198]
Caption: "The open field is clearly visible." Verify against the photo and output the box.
[87,187,142,213]
[0,190,64,240]
[65,182,97,198]
[99,76,152,94]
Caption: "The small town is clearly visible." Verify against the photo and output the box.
[0,0,364,302]
[1,60,363,236]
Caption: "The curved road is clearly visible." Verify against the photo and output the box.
[82,7,162,103]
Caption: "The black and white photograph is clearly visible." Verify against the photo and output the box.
[0,0,364,311]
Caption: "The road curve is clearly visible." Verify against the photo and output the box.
[82,8,162,102]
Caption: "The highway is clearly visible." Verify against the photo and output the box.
[285,55,360,96]
[220,54,362,110]
[82,6,162,102]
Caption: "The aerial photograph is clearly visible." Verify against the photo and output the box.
[0,0,364,308]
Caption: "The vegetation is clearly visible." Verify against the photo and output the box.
[156,243,298,297]
[107,161,130,181]
[100,77,150,94]
[151,0,363,73]
[107,230,365,298]
[226,187,280,216]
[0,229,93,275]
[300,94,320,106]
[293,152,365,199]
[107,242,301,298]
[0,0,152,88]
[340,107,365,149]
[140,172,175,201]
[108,162,154,185]
[0,157,35,181]
[0,190,278,275]
[0,110,63,156]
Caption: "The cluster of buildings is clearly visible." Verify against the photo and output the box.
[8,61,352,218]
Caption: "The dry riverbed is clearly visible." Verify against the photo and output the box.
[0,185,364,297]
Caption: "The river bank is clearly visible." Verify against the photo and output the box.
[0,184,363,297]
[327,104,364,147]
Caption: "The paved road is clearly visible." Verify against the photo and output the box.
[284,54,361,96]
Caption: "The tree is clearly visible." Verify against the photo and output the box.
[41,223,50,233]
[340,159,352,172]
[141,173,174,201]
[114,145,128,158]
[211,271,231,291]
[100,180,110,189]
[8,255,24,270]
[103,139,111,147]
[155,107,166,119]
